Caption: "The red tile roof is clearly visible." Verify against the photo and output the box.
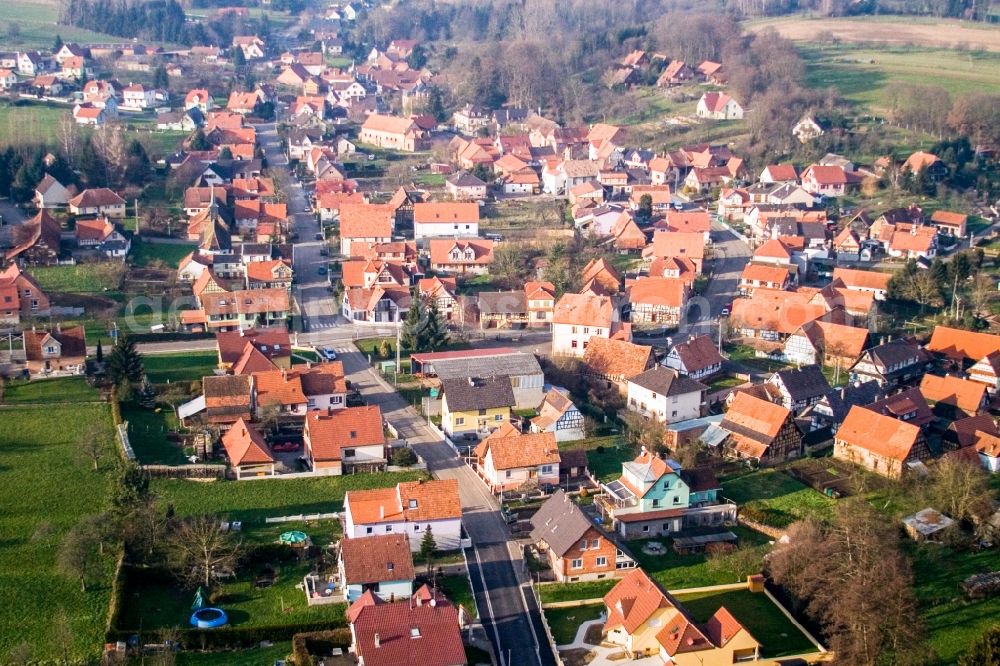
[305,405,385,462]
[349,586,467,666]
[926,326,1000,363]
[837,405,923,462]
[221,418,274,466]
[920,374,986,414]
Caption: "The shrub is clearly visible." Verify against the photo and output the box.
[391,447,418,466]
[291,628,352,665]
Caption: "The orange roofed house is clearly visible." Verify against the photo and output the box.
[220,418,275,478]
[339,203,395,256]
[626,277,688,328]
[428,238,494,275]
[359,113,427,152]
[602,568,761,663]
[303,405,387,474]
[582,337,655,394]
[834,405,930,479]
[0,264,49,324]
[474,430,561,492]
[530,490,636,582]
[919,374,989,418]
[720,392,802,465]
[552,292,630,357]
[343,478,463,550]
[413,202,480,241]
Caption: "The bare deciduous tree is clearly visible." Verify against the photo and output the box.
[167,516,242,589]
[77,421,109,471]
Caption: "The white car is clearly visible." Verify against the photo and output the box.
[319,346,337,361]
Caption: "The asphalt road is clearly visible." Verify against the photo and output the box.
[256,121,342,332]
[334,343,556,666]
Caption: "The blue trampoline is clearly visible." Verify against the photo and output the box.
[190,607,228,629]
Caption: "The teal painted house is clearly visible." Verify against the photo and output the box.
[598,448,736,539]
[338,533,415,602]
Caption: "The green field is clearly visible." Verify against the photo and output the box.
[29,263,124,293]
[143,350,219,384]
[721,470,835,529]
[152,470,429,523]
[801,43,1000,110]
[674,589,817,658]
[0,402,115,661]
[438,573,478,619]
[0,0,184,50]
[0,102,68,147]
[130,238,198,268]
[2,376,99,404]
[544,604,604,645]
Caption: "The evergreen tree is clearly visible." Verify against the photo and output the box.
[106,334,145,386]
[419,526,437,575]
[218,146,233,160]
[427,86,447,123]
[96,339,103,363]
[152,64,169,90]
[636,194,653,223]
[425,300,449,352]
[400,297,425,352]
[125,140,151,186]
[53,34,63,52]
[189,128,211,151]
[231,46,246,68]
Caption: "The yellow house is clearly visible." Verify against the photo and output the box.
[440,376,515,439]
[603,569,762,664]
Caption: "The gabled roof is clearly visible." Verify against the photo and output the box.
[531,388,579,430]
[722,392,791,442]
[583,337,653,379]
[832,267,891,292]
[339,203,394,240]
[348,586,466,666]
[340,533,414,585]
[361,113,417,135]
[529,490,598,557]
[670,335,724,374]
[221,418,274,466]
[770,365,831,403]
[626,276,686,308]
[650,231,704,261]
[926,326,1000,363]
[603,568,673,634]
[69,187,125,208]
[836,406,922,462]
[920,374,986,414]
[629,365,707,397]
[441,376,515,412]
[232,342,278,375]
[413,202,480,224]
[23,326,86,361]
[553,292,615,327]
[476,431,560,471]
[429,238,494,265]
[305,405,386,462]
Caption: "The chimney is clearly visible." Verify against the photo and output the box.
[430,596,436,607]
[374,633,380,648]
[380,504,384,519]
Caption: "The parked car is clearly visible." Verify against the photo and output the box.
[319,247,329,256]
[318,266,328,276]
[272,441,299,452]
[314,232,323,241]
[319,346,337,361]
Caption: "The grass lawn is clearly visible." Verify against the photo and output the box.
[437,573,478,619]
[121,401,186,465]
[2,376,99,404]
[130,238,197,268]
[538,580,617,605]
[706,375,746,392]
[29,262,124,293]
[674,589,817,658]
[144,350,219,384]
[354,338,471,361]
[0,403,116,662]
[118,563,346,632]
[909,542,1000,663]
[544,604,604,645]
[177,643,291,665]
[721,470,835,528]
[626,529,771,592]
[152,470,429,523]
[559,435,632,483]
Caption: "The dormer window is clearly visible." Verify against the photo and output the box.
[410,627,421,638]
[349,430,357,439]
[408,499,417,509]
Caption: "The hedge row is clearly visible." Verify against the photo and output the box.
[291,628,352,666]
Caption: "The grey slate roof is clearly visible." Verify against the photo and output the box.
[629,365,707,396]
[819,380,883,424]
[434,352,541,381]
[771,365,830,403]
[529,490,596,557]
[866,339,924,370]
[477,291,527,316]
[440,376,515,411]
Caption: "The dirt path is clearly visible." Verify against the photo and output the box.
[749,16,1000,52]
